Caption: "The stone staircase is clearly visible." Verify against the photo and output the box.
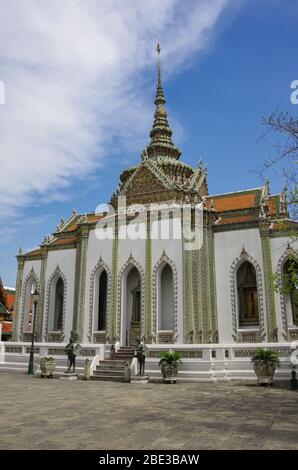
[92,346,135,382]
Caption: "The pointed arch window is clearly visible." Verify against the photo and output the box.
[98,270,107,331]
[237,261,259,327]
[158,263,174,331]
[54,278,64,331]
[46,271,66,342]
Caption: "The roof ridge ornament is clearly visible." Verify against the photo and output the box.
[78,213,88,224]
[279,184,288,215]
[259,177,270,218]
[141,147,149,161]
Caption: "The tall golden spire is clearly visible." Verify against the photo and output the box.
[146,44,181,160]
[157,43,161,87]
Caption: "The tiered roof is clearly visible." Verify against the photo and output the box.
[20,47,295,259]
[206,188,284,226]
[146,43,181,161]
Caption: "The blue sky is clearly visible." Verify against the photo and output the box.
[0,0,297,286]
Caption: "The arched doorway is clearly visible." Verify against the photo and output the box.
[158,263,174,332]
[121,266,141,346]
[95,269,107,332]
[47,272,65,342]
[54,278,63,331]
[237,261,259,327]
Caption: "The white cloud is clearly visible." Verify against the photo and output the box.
[0,0,240,217]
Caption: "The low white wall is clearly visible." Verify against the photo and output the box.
[144,342,296,382]
[2,341,296,383]
[2,342,104,361]
[214,228,265,343]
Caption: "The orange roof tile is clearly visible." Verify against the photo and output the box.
[51,236,77,246]
[61,214,104,233]
[87,214,104,223]
[65,224,77,232]
[2,322,12,333]
[207,192,258,212]
[5,291,15,309]
[217,214,256,225]
[26,248,42,257]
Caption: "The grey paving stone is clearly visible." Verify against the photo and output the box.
[0,372,297,450]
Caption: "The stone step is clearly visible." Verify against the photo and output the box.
[95,364,125,371]
[112,353,134,357]
[93,370,124,377]
[111,357,134,361]
[96,364,125,370]
[111,358,133,361]
[99,359,130,365]
[93,347,134,383]
[113,350,134,354]
[91,375,127,382]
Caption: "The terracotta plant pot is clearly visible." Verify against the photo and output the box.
[159,351,182,384]
[253,362,276,386]
[40,357,56,378]
[161,363,179,381]
[251,349,280,386]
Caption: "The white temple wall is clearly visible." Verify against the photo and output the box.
[83,229,113,342]
[22,259,41,283]
[118,221,146,271]
[117,222,146,344]
[159,265,174,330]
[151,216,183,343]
[270,236,298,338]
[214,228,265,343]
[43,249,76,342]
[19,259,41,338]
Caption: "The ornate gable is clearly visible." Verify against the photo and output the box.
[123,165,169,196]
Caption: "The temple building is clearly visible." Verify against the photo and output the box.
[12,46,298,351]
[0,279,13,340]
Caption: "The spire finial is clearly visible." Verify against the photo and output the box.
[145,44,181,160]
[156,43,161,85]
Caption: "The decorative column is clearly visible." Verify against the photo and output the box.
[12,249,25,341]
[182,205,195,343]
[36,246,48,342]
[259,218,277,341]
[199,220,210,342]
[109,216,118,341]
[190,208,218,344]
[144,211,152,342]
[73,216,89,340]
[205,211,218,342]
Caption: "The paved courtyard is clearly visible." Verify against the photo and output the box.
[0,372,297,450]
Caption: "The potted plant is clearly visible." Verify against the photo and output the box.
[251,349,280,386]
[159,350,182,383]
[40,356,56,378]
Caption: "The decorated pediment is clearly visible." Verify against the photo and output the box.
[122,164,170,196]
